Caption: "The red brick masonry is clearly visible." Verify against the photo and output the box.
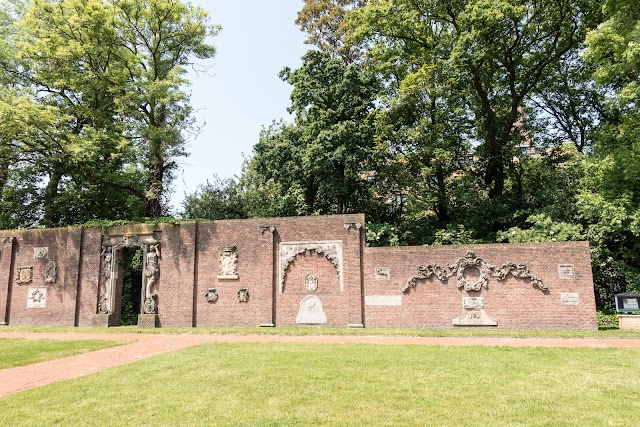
[0,215,597,329]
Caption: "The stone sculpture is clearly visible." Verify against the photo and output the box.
[237,288,249,302]
[143,244,160,314]
[218,246,239,279]
[452,297,497,326]
[44,261,57,283]
[34,247,48,259]
[296,295,327,324]
[205,288,218,303]
[305,273,318,292]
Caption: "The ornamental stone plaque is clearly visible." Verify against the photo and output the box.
[237,288,249,302]
[364,295,402,306]
[218,246,239,279]
[561,293,580,305]
[375,267,391,280]
[205,288,218,303]
[44,261,57,283]
[558,264,575,278]
[452,297,497,326]
[305,273,318,292]
[296,295,327,324]
[16,266,33,284]
[34,247,48,259]
[27,287,47,308]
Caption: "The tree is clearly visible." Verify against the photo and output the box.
[247,50,380,215]
[346,0,596,199]
[182,175,246,220]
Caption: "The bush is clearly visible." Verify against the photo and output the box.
[597,311,619,329]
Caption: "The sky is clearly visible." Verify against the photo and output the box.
[171,1,309,212]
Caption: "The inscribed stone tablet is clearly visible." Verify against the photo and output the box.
[560,293,580,305]
[558,264,575,278]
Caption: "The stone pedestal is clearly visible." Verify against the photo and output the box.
[452,297,497,327]
[618,315,640,330]
[92,314,111,327]
[138,314,159,328]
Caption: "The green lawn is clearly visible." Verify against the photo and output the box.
[1,343,638,426]
[0,338,120,369]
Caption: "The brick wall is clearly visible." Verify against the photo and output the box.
[364,242,597,329]
[0,217,597,330]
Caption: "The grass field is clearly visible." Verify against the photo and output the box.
[0,338,120,369]
[1,342,639,426]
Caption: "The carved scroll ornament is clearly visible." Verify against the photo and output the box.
[279,241,343,292]
[403,251,546,293]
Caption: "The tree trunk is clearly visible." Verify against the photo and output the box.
[43,163,64,227]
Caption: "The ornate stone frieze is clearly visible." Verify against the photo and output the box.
[217,245,239,279]
[279,241,343,292]
[44,261,57,283]
[16,266,33,284]
[102,234,158,248]
[237,288,249,302]
[305,273,318,292]
[296,295,327,324]
[27,287,47,308]
[403,250,546,293]
[205,288,219,303]
[34,247,48,259]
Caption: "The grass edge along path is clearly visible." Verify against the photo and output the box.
[1,342,639,427]
[0,338,121,369]
[2,324,640,339]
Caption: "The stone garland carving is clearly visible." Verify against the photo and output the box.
[279,242,343,292]
[44,261,57,283]
[16,266,33,284]
[403,250,546,293]
[217,245,239,279]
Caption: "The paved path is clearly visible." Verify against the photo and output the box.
[2,332,640,397]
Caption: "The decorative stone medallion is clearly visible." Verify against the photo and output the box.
[205,288,219,303]
[375,267,391,280]
[296,295,327,324]
[44,261,57,283]
[305,273,318,292]
[452,297,497,326]
[16,266,33,284]
[34,247,48,259]
[237,288,249,302]
[279,241,343,292]
[27,287,47,308]
[218,245,239,279]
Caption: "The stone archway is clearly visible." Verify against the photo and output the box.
[96,234,160,326]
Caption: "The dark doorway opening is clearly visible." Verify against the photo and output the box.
[118,247,143,326]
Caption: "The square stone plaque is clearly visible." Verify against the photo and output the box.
[558,264,575,278]
[27,287,47,308]
[374,267,391,280]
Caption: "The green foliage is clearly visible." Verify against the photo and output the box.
[182,175,246,220]
[497,214,585,244]
[433,224,482,246]
[118,248,142,326]
[365,222,400,247]
[597,311,619,328]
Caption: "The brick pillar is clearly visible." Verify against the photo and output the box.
[0,237,15,325]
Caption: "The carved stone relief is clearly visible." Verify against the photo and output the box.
[237,288,249,302]
[375,267,391,280]
[217,246,239,279]
[452,297,497,326]
[279,241,343,292]
[27,287,47,308]
[44,261,57,283]
[259,226,275,234]
[16,266,33,284]
[205,288,219,303]
[343,222,363,231]
[558,264,575,278]
[305,273,318,292]
[403,250,546,293]
[34,247,48,259]
[296,295,327,324]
